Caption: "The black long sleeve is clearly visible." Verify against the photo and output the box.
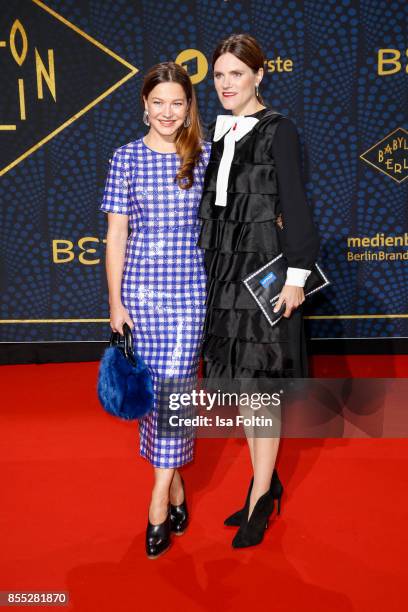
[272,118,320,271]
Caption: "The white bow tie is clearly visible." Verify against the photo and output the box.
[213,115,259,206]
[213,114,259,141]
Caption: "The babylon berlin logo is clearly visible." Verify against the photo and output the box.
[360,127,408,184]
[1,19,54,127]
[0,0,137,176]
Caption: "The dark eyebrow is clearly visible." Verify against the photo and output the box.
[152,97,184,102]
[213,69,242,75]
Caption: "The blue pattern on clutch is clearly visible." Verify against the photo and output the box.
[260,271,277,288]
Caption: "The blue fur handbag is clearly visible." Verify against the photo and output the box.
[97,322,154,420]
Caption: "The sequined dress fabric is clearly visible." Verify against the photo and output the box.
[100,138,211,467]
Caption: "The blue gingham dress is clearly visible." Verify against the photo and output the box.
[100,138,211,468]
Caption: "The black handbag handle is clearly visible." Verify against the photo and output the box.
[109,322,136,365]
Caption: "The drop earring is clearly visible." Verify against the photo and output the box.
[184,114,191,128]
[255,84,259,98]
[143,110,150,126]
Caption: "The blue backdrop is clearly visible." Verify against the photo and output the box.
[0,0,407,343]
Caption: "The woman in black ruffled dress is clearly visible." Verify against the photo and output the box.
[198,34,320,548]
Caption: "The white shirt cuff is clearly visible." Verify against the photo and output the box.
[284,267,312,288]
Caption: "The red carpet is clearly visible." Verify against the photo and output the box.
[0,355,407,611]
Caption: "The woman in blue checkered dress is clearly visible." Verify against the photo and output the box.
[100,63,210,558]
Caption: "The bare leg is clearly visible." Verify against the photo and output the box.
[239,394,255,469]
[248,437,280,519]
[247,436,255,469]
[239,384,280,519]
[169,469,185,505]
[240,403,255,483]
[149,468,187,524]
[148,467,174,524]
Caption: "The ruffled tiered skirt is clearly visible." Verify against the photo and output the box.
[198,210,308,379]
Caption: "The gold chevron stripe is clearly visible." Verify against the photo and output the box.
[0,0,138,175]
[0,314,407,324]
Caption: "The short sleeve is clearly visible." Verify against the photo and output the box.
[272,118,320,271]
[100,147,130,215]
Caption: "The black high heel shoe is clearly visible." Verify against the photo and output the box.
[170,475,188,535]
[224,469,283,526]
[145,504,171,559]
[232,488,275,548]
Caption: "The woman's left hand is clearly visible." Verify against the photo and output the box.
[273,285,305,318]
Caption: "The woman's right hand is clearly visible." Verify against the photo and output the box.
[109,302,134,335]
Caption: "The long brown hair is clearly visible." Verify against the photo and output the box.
[141,62,203,189]
[212,34,266,105]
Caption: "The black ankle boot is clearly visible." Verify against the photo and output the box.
[232,489,275,548]
[170,476,188,535]
[224,469,283,526]
[145,505,171,559]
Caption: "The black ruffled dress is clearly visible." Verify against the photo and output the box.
[198,107,320,378]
